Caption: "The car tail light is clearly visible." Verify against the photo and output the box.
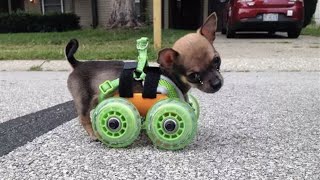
[237,0,253,2]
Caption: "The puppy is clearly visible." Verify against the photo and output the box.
[66,13,223,140]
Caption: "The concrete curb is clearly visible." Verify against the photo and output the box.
[0,60,72,72]
[1,58,319,72]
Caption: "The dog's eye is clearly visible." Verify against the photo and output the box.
[187,72,202,84]
[212,56,221,71]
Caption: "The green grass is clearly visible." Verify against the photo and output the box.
[0,27,191,60]
[29,65,43,71]
[302,24,320,37]
[28,60,47,71]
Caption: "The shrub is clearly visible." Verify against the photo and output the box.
[0,12,80,33]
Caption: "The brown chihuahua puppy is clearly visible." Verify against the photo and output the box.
[66,13,223,140]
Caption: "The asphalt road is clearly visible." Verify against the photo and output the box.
[0,72,71,123]
[1,71,319,179]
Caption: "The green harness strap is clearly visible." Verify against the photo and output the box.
[98,37,182,102]
[98,78,119,102]
[158,78,179,99]
[98,37,149,102]
[134,37,149,81]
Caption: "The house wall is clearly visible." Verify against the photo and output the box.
[97,0,112,27]
[23,0,91,28]
[73,0,113,28]
[24,0,42,14]
[24,0,73,14]
[163,0,169,29]
[203,0,208,22]
[315,2,320,25]
[22,0,183,28]
[146,0,153,23]
[74,0,92,27]
[64,0,74,13]
[146,0,169,29]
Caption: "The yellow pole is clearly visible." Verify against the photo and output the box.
[153,0,162,50]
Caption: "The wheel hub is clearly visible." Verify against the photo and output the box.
[163,119,177,133]
[107,118,121,131]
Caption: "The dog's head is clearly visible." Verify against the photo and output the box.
[157,13,223,94]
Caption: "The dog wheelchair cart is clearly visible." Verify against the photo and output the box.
[90,37,200,150]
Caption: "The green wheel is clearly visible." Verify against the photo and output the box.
[145,99,197,150]
[91,97,141,148]
[188,94,200,119]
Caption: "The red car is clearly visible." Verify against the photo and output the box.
[221,0,304,38]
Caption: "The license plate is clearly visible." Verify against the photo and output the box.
[263,14,278,21]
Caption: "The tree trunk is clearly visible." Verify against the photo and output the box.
[108,0,141,28]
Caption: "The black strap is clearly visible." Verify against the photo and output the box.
[119,62,137,98]
[119,63,161,99]
[143,67,161,98]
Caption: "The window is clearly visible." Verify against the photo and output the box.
[42,0,64,14]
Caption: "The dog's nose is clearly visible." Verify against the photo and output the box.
[210,80,222,90]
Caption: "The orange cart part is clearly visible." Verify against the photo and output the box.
[114,93,168,117]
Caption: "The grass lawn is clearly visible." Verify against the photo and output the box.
[1,24,319,60]
[301,24,320,37]
[0,27,191,60]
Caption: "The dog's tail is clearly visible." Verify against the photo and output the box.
[65,39,81,68]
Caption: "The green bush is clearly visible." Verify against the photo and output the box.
[0,12,80,33]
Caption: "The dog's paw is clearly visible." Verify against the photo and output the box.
[89,134,98,142]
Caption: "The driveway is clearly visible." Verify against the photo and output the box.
[215,33,320,71]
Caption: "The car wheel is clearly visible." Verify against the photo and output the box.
[226,26,235,38]
[226,29,236,38]
[287,29,301,38]
[221,28,226,35]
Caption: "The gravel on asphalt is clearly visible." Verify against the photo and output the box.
[0,72,71,123]
[0,72,319,179]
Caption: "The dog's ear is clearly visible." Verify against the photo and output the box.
[198,12,217,44]
[157,48,179,69]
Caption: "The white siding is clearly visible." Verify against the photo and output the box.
[164,0,169,29]
[64,0,73,13]
[147,0,153,23]
[315,2,320,25]
[97,0,112,27]
[203,0,208,22]
[74,0,92,27]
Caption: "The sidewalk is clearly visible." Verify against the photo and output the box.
[1,58,319,72]
[0,60,72,72]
